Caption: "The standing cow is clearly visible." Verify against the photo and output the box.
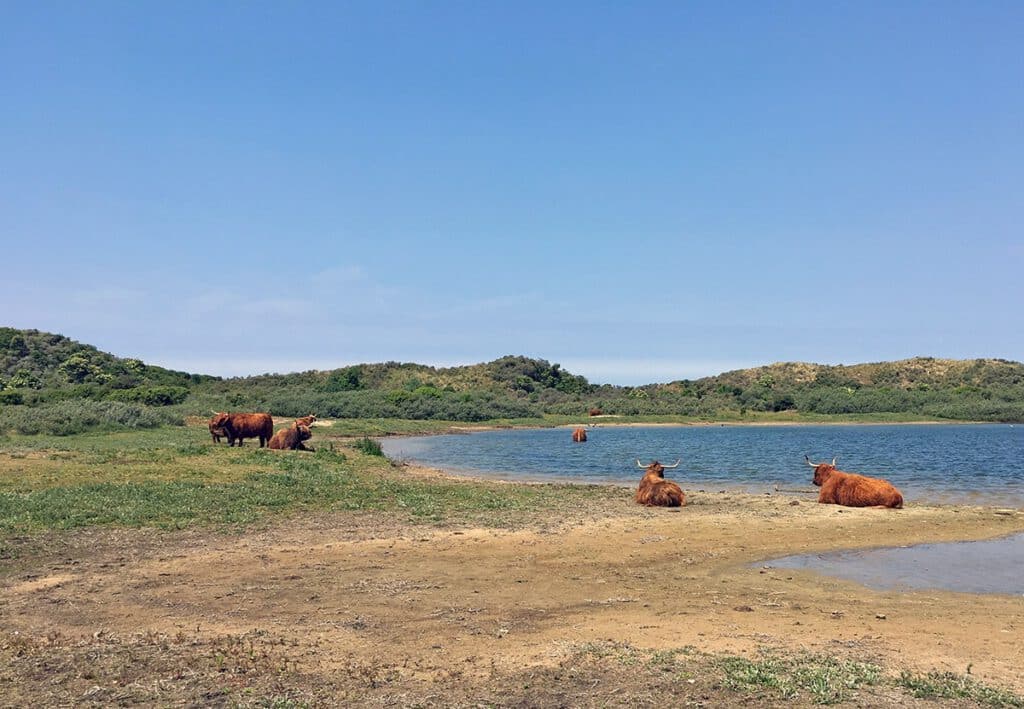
[208,416,227,443]
[572,427,587,443]
[806,456,904,508]
[209,412,275,447]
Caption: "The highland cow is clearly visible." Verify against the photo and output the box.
[269,423,314,451]
[208,417,227,444]
[293,414,317,427]
[635,459,686,507]
[572,427,587,443]
[209,412,274,448]
[806,456,903,509]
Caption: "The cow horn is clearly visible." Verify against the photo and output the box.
[832,457,838,467]
[636,459,647,468]
[663,459,681,468]
[805,454,816,467]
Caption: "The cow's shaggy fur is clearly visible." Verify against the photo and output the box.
[210,412,275,448]
[635,461,686,507]
[269,423,314,451]
[208,417,227,444]
[810,461,903,508]
[572,427,587,443]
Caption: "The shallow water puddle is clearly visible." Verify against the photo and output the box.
[763,532,1024,595]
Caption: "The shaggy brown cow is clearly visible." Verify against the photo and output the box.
[806,456,903,508]
[208,417,227,443]
[572,427,588,443]
[588,408,603,417]
[269,423,314,451]
[635,459,686,507]
[294,414,317,427]
[209,412,274,447]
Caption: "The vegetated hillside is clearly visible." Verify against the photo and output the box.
[0,328,213,406]
[188,355,590,422]
[0,328,215,434]
[1,328,1023,435]
[685,357,1024,420]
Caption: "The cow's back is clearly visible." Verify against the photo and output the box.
[824,472,903,508]
[228,413,272,435]
[224,412,274,446]
[636,475,686,507]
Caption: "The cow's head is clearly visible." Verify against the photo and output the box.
[210,412,230,428]
[636,459,680,477]
[295,423,312,441]
[806,455,838,486]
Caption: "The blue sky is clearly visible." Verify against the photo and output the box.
[2,2,1022,384]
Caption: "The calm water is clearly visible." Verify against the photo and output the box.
[765,533,1024,595]
[381,424,1024,505]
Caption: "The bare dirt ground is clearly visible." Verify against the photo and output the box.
[3,469,1024,706]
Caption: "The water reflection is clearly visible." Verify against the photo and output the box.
[764,533,1024,595]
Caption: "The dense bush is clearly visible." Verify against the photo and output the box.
[0,400,182,436]
[0,390,24,405]
[324,366,364,392]
[107,385,190,406]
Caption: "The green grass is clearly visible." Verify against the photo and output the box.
[717,651,883,704]
[896,670,1024,707]
[570,643,1024,707]
[0,425,616,534]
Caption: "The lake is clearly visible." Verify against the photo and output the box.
[765,533,1024,595]
[380,423,1024,505]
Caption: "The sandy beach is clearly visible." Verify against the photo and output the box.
[3,460,1023,705]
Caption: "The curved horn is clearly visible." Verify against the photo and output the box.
[805,455,817,467]
[831,457,838,467]
[662,459,681,468]
[636,459,647,469]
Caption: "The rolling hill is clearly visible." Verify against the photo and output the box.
[1,327,1023,433]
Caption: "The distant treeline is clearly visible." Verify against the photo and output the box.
[1,327,1022,435]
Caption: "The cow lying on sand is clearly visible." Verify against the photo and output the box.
[635,459,686,507]
[806,456,903,508]
[572,427,587,443]
[209,412,274,447]
[269,423,314,451]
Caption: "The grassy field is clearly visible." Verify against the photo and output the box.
[0,424,623,537]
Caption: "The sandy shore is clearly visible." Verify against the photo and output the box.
[3,464,1024,702]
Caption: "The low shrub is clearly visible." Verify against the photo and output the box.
[352,437,384,457]
[107,386,189,407]
[0,400,182,436]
